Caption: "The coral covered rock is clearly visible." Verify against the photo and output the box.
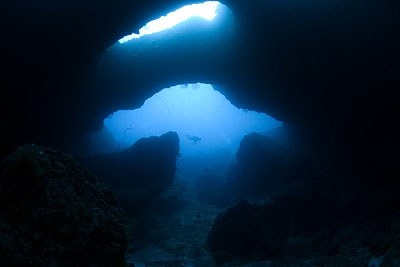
[0,144,127,266]
[206,200,289,264]
[81,131,180,215]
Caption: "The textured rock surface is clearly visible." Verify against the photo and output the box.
[81,131,180,215]
[207,200,290,265]
[0,144,127,266]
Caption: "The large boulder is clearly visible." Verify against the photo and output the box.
[227,133,312,198]
[0,144,127,266]
[206,200,289,265]
[81,131,180,215]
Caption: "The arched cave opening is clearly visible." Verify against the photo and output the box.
[84,83,283,190]
[86,83,282,157]
[73,3,300,264]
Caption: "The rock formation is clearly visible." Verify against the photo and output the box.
[0,144,127,266]
[227,132,312,198]
[81,131,180,215]
[206,200,289,265]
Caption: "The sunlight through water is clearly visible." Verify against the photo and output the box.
[118,1,220,43]
[103,83,283,155]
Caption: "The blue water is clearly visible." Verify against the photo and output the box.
[103,83,282,156]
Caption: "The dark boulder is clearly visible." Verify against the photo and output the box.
[81,131,180,215]
[206,200,289,264]
[0,144,127,266]
[227,133,312,198]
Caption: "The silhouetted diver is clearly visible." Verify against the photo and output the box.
[186,135,201,144]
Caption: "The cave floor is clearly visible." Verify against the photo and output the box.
[126,175,223,266]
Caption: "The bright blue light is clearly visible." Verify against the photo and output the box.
[103,84,283,155]
[118,1,220,43]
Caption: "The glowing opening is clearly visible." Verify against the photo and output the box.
[119,1,220,43]
[98,83,282,156]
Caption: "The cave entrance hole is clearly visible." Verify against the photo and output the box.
[119,1,221,43]
[87,2,280,177]
[91,83,282,165]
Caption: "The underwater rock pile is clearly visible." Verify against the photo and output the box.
[207,200,289,265]
[81,131,180,215]
[0,144,127,266]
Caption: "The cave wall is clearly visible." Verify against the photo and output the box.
[1,0,399,160]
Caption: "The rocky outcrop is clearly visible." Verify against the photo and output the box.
[0,144,127,266]
[206,200,289,265]
[81,131,180,215]
[227,133,312,198]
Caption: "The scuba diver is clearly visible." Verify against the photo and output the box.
[186,135,201,144]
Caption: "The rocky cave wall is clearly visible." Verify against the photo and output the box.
[1,0,399,162]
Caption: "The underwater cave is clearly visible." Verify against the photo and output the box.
[1,0,400,266]
[92,83,282,155]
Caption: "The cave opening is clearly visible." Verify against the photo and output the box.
[0,0,400,267]
[118,1,221,43]
[4,0,400,266]
[75,1,289,263]
[103,83,282,155]
[87,83,283,178]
